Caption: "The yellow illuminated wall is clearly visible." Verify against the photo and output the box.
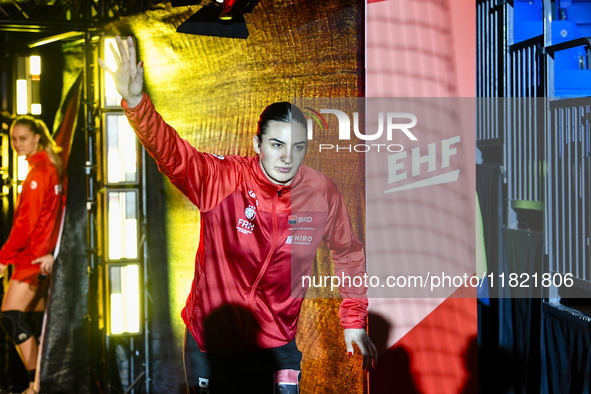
[107,1,365,391]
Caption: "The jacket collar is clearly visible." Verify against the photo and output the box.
[26,150,48,166]
[250,156,305,196]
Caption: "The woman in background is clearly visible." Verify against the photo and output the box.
[0,116,63,394]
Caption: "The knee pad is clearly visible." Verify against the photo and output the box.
[25,311,44,341]
[0,310,33,344]
[274,369,300,394]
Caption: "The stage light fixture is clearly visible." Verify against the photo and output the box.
[16,79,28,115]
[176,1,259,39]
[100,35,143,341]
[108,263,141,335]
[106,190,138,261]
[29,56,41,76]
[15,55,42,115]
[104,113,138,184]
[31,63,41,114]
[222,0,257,15]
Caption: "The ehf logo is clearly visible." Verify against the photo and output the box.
[385,135,461,193]
[245,205,256,220]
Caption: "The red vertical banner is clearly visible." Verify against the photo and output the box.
[52,74,82,196]
[366,1,477,393]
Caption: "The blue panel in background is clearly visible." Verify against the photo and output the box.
[555,70,591,97]
[514,0,543,21]
[513,0,591,96]
[558,1,591,24]
[561,1,591,36]
[576,24,591,36]
[513,21,543,42]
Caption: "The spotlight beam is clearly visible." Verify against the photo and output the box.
[28,31,85,48]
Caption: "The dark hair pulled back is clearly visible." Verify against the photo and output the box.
[256,102,307,140]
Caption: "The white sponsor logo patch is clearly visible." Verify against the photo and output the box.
[245,205,256,220]
[237,218,255,234]
[293,235,313,245]
[212,153,225,160]
[30,181,37,190]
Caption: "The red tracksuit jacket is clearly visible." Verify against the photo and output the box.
[0,150,62,283]
[125,93,368,352]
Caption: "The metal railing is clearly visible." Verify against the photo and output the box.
[477,0,591,289]
[505,36,546,204]
[510,35,545,98]
[547,98,591,285]
[477,0,511,141]
[506,98,545,204]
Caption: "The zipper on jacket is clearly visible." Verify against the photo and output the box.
[248,190,279,302]
[243,190,279,349]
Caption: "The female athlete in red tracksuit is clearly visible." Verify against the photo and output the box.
[100,35,377,393]
[0,116,63,394]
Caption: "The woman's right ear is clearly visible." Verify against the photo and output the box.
[253,136,261,154]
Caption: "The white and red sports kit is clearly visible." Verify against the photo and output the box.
[0,150,62,287]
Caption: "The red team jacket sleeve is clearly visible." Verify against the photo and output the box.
[0,173,47,264]
[323,184,369,330]
[123,92,244,211]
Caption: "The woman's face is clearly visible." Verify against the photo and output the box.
[11,124,40,158]
[253,121,307,185]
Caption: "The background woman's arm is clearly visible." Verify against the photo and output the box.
[0,173,46,265]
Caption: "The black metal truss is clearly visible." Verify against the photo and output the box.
[0,0,153,32]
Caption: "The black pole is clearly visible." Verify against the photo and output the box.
[84,29,101,394]
[142,147,150,393]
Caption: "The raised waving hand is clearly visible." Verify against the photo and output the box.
[98,35,144,108]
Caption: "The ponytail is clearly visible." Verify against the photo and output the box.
[45,144,63,177]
